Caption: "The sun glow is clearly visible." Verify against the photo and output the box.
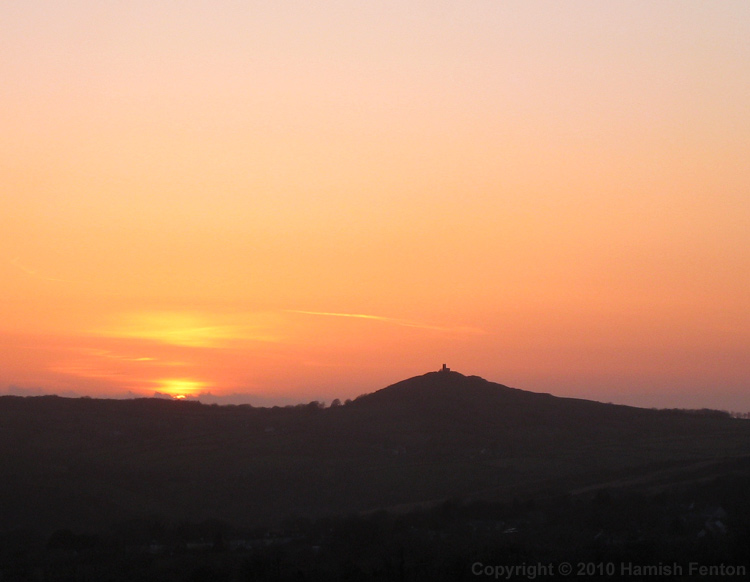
[157,378,206,399]
[2,2,750,410]
[98,311,280,348]
[101,312,239,348]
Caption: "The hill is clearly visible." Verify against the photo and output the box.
[1,370,749,535]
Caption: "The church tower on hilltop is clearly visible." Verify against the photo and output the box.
[440,363,450,373]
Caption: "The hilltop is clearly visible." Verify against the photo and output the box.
[1,370,749,535]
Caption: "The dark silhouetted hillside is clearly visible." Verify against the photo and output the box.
[2,371,749,536]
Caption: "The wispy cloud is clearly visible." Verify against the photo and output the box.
[285,310,487,335]
[10,257,76,284]
[76,348,156,363]
[95,311,282,348]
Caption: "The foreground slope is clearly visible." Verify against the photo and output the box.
[1,371,749,534]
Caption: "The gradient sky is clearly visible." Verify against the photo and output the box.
[2,1,749,409]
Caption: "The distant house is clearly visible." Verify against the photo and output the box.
[440,364,450,373]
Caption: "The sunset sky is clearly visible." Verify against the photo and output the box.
[2,1,749,409]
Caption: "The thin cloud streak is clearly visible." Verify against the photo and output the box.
[285,310,487,335]
[11,257,77,284]
[94,311,283,348]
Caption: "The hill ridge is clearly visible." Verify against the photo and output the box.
[1,370,749,534]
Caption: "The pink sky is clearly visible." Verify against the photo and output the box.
[2,2,749,410]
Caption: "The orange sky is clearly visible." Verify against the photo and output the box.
[2,2,749,409]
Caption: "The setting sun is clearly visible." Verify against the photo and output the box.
[3,2,750,576]
[157,379,207,399]
[1,1,749,411]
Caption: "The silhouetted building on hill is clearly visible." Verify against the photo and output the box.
[440,364,450,373]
